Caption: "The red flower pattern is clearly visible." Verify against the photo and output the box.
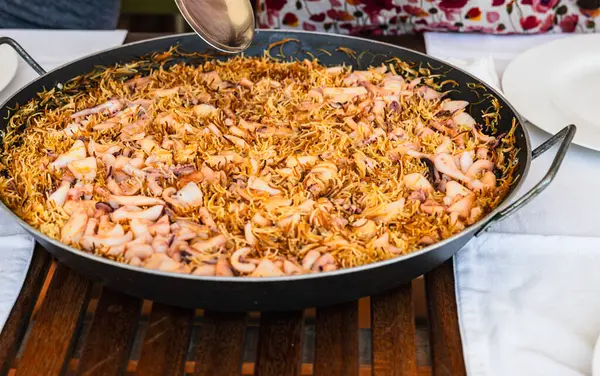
[257,0,600,35]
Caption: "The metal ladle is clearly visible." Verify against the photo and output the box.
[175,0,255,53]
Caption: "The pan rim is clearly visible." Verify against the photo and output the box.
[0,30,531,282]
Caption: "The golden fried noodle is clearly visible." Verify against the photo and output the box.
[0,53,518,277]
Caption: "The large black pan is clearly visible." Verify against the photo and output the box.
[0,31,575,311]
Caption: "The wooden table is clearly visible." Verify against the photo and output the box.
[0,32,466,376]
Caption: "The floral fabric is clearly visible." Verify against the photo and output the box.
[257,0,600,35]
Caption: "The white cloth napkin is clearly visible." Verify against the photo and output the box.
[425,32,600,376]
[0,29,127,332]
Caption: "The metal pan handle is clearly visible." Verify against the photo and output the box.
[476,124,576,235]
[0,37,46,76]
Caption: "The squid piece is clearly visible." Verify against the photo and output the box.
[369,199,406,224]
[71,98,123,118]
[174,182,204,207]
[49,140,87,169]
[322,87,368,103]
[230,247,256,273]
[403,173,433,192]
[60,210,88,245]
[111,205,164,222]
[190,234,226,253]
[49,180,71,207]
[441,100,468,113]
[466,160,495,178]
[193,104,218,117]
[434,153,482,189]
[351,219,378,239]
[250,259,284,277]
[66,157,97,181]
[247,177,282,196]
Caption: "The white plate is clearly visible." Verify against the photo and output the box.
[502,34,600,151]
[0,44,17,95]
[594,333,600,376]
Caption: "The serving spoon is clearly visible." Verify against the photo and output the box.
[175,0,255,53]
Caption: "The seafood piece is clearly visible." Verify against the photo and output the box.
[149,215,170,237]
[49,180,71,207]
[368,199,406,224]
[60,210,88,245]
[352,219,377,239]
[403,173,433,192]
[111,205,164,222]
[251,259,284,277]
[109,195,165,207]
[441,100,468,113]
[50,140,87,169]
[144,253,182,272]
[174,182,204,207]
[71,98,123,118]
[216,257,234,276]
[247,177,282,196]
[190,234,226,253]
[322,87,368,103]
[230,247,256,273]
[193,104,218,117]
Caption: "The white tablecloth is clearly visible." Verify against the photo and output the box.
[425,32,600,376]
[0,29,127,332]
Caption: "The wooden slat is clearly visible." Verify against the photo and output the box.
[314,301,359,376]
[16,264,92,376]
[371,283,418,376]
[425,260,466,376]
[134,303,194,376]
[193,311,246,376]
[0,245,51,373]
[255,311,304,376]
[76,288,142,376]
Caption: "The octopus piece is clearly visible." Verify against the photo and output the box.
[50,140,87,169]
[466,159,495,178]
[111,205,164,222]
[71,98,123,118]
[230,247,256,273]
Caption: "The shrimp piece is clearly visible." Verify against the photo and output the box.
[323,87,368,103]
[60,210,88,245]
[247,177,282,196]
[111,205,164,222]
[190,234,226,253]
[71,98,123,118]
[403,173,433,192]
[193,104,218,117]
[302,250,321,270]
[230,247,256,274]
[250,259,284,277]
[174,182,204,207]
[49,180,71,207]
[50,140,87,169]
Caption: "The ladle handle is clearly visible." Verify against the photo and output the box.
[0,37,46,76]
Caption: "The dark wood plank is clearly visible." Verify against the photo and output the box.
[16,263,92,376]
[314,301,359,376]
[371,283,418,376]
[0,244,51,373]
[425,260,466,376]
[255,311,304,376]
[76,288,142,376]
[134,303,194,376]
[193,311,246,376]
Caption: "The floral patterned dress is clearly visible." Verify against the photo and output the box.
[257,0,600,35]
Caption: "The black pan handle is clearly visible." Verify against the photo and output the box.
[0,37,46,76]
[475,124,577,235]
